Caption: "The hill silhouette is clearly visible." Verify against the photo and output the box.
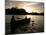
[5,7,27,15]
[5,7,44,15]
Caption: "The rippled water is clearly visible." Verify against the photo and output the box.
[6,15,44,33]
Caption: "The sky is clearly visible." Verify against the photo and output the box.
[5,0,44,13]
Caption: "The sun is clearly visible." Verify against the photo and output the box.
[24,7,32,13]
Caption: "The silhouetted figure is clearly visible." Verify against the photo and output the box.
[25,16,27,19]
[32,21,34,26]
[31,21,35,33]
[10,16,15,33]
[10,16,31,33]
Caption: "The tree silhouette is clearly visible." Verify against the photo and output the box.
[5,7,26,15]
[5,7,44,15]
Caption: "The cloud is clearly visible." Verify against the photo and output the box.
[5,1,44,13]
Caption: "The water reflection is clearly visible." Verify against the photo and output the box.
[6,15,44,34]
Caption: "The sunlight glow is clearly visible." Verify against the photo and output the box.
[24,7,32,13]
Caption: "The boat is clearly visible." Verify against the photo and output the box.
[15,17,30,27]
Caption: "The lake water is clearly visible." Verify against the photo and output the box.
[6,15,44,33]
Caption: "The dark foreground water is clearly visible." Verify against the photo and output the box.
[5,15,44,34]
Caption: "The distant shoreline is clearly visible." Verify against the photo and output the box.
[5,7,44,16]
[5,14,44,16]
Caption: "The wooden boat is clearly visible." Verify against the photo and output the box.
[15,18,30,27]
